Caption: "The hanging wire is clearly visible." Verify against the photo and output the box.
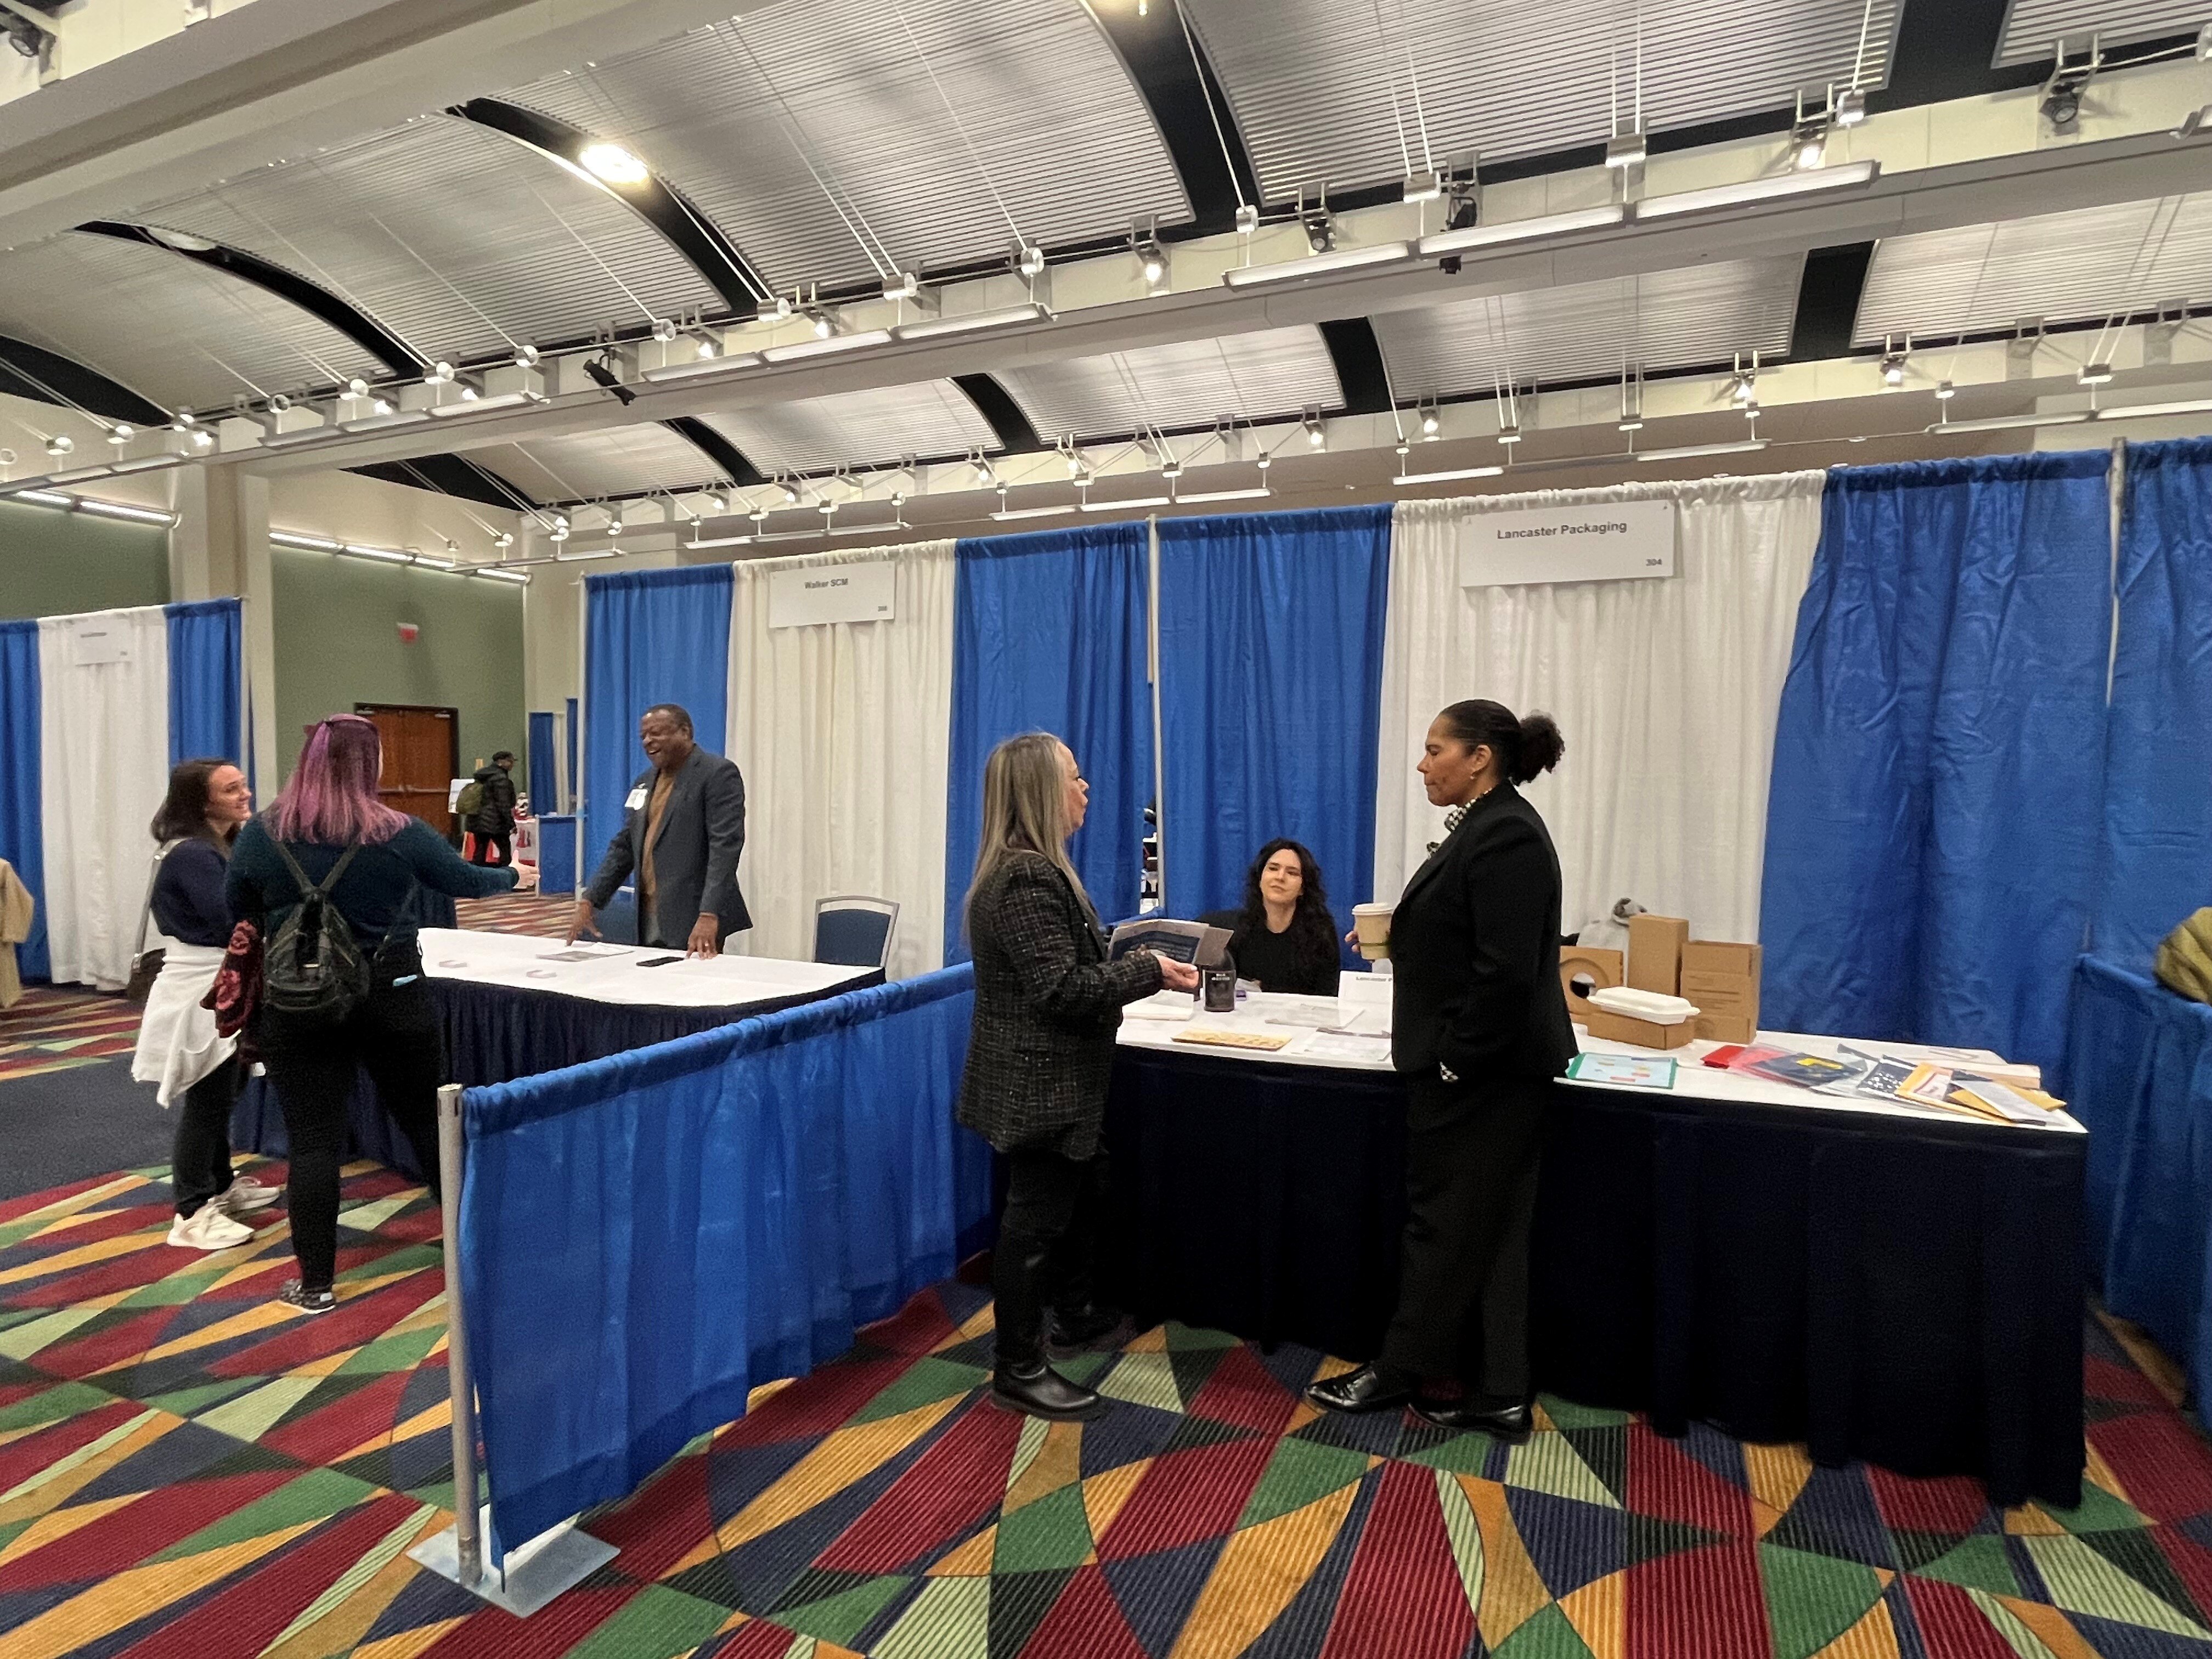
[0,338,132,434]
[1849,0,1877,91]
[157,246,351,406]
[2086,195,2186,371]
[887,0,1030,250]
[516,172,659,326]
[1370,0,1417,178]
[1172,2,1250,215]
[204,183,437,368]
[353,201,531,356]
[727,27,902,281]
[1393,0,1437,174]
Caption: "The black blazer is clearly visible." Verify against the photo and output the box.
[584,746,751,946]
[957,851,1163,1159]
[1389,783,1577,1082]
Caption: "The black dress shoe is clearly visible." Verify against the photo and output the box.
[1304,1363,1415,1414]
[991,1362,1106,1421]
[1410,1399,1534,1440]
[1047,1304,1125,1353]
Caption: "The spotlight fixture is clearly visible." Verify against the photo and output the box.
[1301,409,1325,449]
[268,394,291,413]
[1418,399,1441,438]
[2079,360,2114,386]
[1015,244,1046,279]
[1,10,48,58]
[1496,420,1522,446]
[1880,342,1908,387]
[190,426,213,449]
[370,398,395,416]
[1936,380,1956,402]
[583,355,636,407]
[106,424,133,445]
[43,434,71,458]
[969,448,997,487]
[1791,116,1828,172]
[513,346,540,369]
[429,362,455,383]
[1160,456,1183,481]
[346,377,370,398]
[494,532,514,551]
[1835,86,1867,127]
[1395,441,1410,460]
[882,270,920,302]
[651,318,677,342]
[1302,208,1334,254]
[551,515,569,533]
[1605,129,1647,170]
[2042,83,2081,128]
[550,524,569,544]
[809,310,836,340]
[2040,42,2097,132]
[606,517,623,538]
[1256,451,1272,472]
[1134,229,1167,286]
[1728,354,1759,408]
[578,142,650,185]
[695,336,718,359]
[779,477,801,504]
[1234,203,1259,237]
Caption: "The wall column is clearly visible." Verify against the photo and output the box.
[170,463,278,787]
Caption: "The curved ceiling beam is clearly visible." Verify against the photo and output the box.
[78,220,423,379]
[1086,0,1261,238]
[349,452,548,512]
[0,332,168,426]
[1317,319,1392,417]
[454,97,768,316]
[664,417,762,487]
[953,374,1042,455]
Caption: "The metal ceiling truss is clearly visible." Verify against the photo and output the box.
[0,331,168,426]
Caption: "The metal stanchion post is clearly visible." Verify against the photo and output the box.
[408,1084,616,1616]
[436,1084,482,1585]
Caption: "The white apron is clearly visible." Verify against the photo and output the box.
[131,943,234,1107]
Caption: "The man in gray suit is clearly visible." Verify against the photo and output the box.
[568,703,751,957]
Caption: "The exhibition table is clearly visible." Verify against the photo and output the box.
[232,928,880,1177]
[2061,955,2212,1421]
[1107,991,2087,1506]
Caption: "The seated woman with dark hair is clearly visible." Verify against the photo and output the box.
[1201,839,1342,996]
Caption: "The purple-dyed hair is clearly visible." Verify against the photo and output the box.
[266,715,410,845]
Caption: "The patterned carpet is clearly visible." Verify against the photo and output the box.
[0,986,140,1082]
[5,1158,2212,1658]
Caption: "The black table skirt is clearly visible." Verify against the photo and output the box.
[1103,1046,2086,1508]
[232,968,882,1178]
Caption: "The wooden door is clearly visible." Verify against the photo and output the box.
[356,703,459,833]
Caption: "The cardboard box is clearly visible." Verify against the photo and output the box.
[1627,915,1690,995]
[1683,941,1762,980]
[1560,946,1623,1019]
[1582,1005,1697,1051]
[1682,959,1760,1045]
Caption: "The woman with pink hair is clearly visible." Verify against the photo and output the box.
[227,714,518,1314]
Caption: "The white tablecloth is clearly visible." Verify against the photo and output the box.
[416,927,870,1011]
[1114,986,2082,1135]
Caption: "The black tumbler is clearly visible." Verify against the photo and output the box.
[1203,961,1237,1012]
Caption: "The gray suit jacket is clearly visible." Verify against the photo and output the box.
[585,746,751,947]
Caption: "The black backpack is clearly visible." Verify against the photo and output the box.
[263,841,371,1024]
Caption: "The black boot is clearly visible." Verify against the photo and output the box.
[992,1360,1105,1421]
[1304,1362,1415,1414]
[1048,1303,1125,1353]
[1410,1399,1534,1440]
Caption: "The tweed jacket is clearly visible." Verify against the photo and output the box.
[957,850,1165,1158]
[1390,782,1577,1084]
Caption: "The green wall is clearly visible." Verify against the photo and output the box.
[270,547,526,785]
[0,498,168,619]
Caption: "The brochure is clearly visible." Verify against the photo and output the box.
[1109,919,1232,967]
[1567,1052,1679,1090]
[1747,1051,1865,1089]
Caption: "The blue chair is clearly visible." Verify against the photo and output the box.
[814,896,899,970]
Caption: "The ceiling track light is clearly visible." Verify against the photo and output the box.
[1297,185,1334,254]
[1014,244,1046,279]
[1223,240,1413,289]
[2040,38,2099,131]
[579,142,650,185]
[1300,408,1326,450]
[1417,398,1441,438]
[1835,85,1867,127]
[1393,464,1505,486]
[1132,222,1168,287]
[1880,337,1909,387]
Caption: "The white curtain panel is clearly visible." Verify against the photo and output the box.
[726,540,957,979]
[38,606,172,989]
[1375,473,1825,945]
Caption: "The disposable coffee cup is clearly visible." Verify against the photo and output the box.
[1352,903,1393,961]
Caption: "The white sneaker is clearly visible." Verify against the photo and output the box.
[213,1177,281,1216]
[167,1206,252,1250]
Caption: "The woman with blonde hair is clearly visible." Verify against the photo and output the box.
[958,731,1200,1419]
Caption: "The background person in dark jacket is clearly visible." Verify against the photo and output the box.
[229,715,517,1315]
[465,751,519,866]
[1200,838,1341,996]
[1307,699,1574,1437]
[131,759,280,1250]
[571,704,749,957]
[959,731,1200,1420]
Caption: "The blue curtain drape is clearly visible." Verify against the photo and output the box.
[565,696,579,812]
[1156,506,1391,946]
[945,524,1152,959]
[0,620,44,980]
[1759,453,2113,1074]
[460,966,989,1560]
[583,566,732,880]
[163,598,242,765]
[2097,436,2212,968]
[527,710,557,814]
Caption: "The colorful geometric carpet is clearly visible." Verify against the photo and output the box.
[6,1161,2212,1657]
[0,985,140,1082]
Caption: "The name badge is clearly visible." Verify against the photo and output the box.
[624,786,648,811]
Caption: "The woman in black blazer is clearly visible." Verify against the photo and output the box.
[1307,699,1575,1437]
[959,731,1201,1420]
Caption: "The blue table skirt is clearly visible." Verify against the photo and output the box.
[2059,956,2212,1418]
[231,967,882,1178]
[1105,1046,2085,1508]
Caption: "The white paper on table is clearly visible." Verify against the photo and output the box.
[1125,992,1198,1022]
[1302,1031,1396,1062]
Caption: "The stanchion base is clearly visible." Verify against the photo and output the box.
[407,1506,617,1618]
